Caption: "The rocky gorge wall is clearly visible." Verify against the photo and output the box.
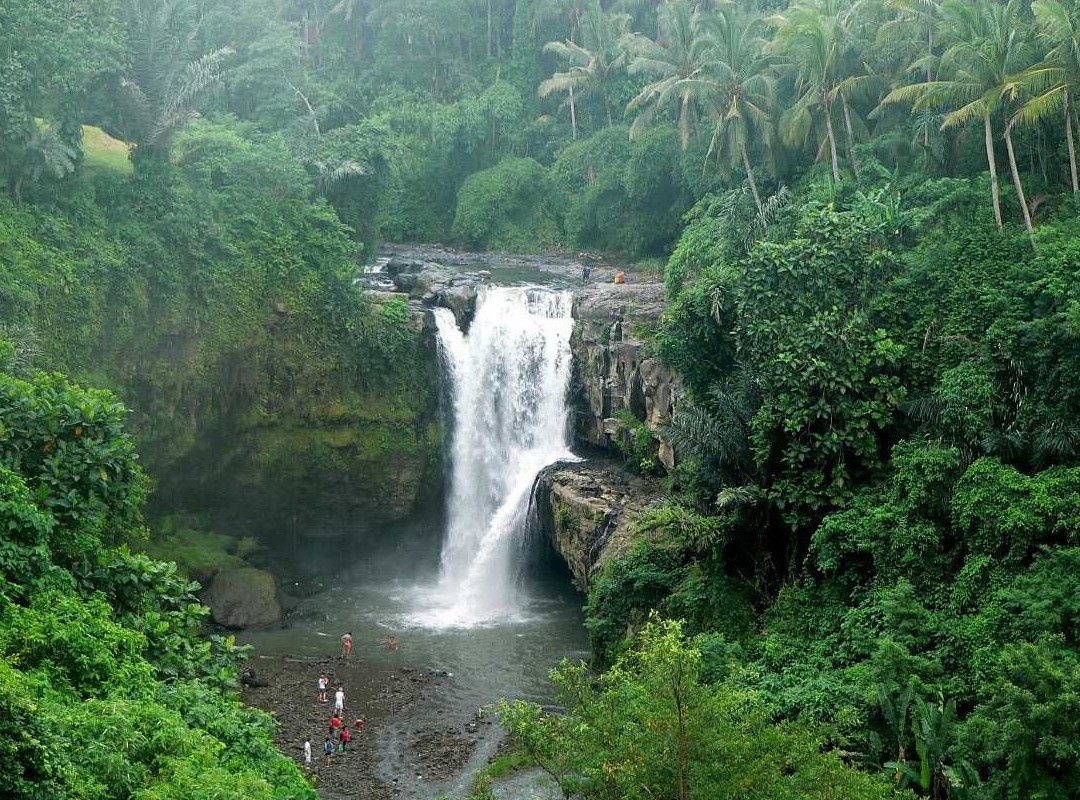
[570,281,683,469]
[535,278,683,589]
[184,249,685,628]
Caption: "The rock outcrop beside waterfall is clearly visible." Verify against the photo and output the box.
[534,460,664,590]
[571,281,684,469]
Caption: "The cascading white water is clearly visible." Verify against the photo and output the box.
[413,286,575,627]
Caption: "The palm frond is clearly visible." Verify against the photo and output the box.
[315,159,372,194]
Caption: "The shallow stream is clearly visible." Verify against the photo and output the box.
[241,508,588,798]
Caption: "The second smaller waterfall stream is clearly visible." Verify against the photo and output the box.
[411,286,575,627]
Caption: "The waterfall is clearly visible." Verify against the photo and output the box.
[416,286,575,627]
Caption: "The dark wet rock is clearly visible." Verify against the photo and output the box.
[240,666,269,687]
[203,566,283,629]
[534,459,664,590]
[411,726,476,780]
[571,280,683,458]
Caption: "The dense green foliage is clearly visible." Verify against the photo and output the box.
[6,0,1080,798]
[571,169,1080,799]
[6,0,1080,257]
[500,618,907,800]
[0,121,436,533]
[0,371,314,799]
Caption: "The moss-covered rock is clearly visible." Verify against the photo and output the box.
[203,566,283,629]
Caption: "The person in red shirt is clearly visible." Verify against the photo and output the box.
[339,726,351,752]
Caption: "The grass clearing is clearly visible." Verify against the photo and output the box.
[82,124,133,176]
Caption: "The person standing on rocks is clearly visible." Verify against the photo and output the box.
[339,725,351,752]
[334,685,345,715]
[324,736,333,766]
[341,631,353,659]
[303,738,312,768]
[317,672,328,703]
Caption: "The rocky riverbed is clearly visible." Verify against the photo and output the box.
[242,655,497,799]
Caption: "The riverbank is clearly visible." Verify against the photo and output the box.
[242,655,495,799]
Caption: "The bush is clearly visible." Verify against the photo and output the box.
[451,156,557,251]
[0,369,315,800]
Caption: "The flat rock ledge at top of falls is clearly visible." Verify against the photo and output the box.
[363,243,669,329]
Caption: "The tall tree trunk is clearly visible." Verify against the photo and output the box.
[487,0,493,58]
[841,93,860,179]
[569,84,578,139]
[927,25,933,81]
[923,24,933,146]
[1005,122,1038,254]
[496,3,502,58]
[983,111,1003,229]
[741,142,763,213]
[605,93,612,127]
[823,94,841,182]
[672,676,689,800]
[302,10,310,61]
[1065,92,1079,205]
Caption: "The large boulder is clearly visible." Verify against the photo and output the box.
[534,459,664,591]
[203,566,283,629]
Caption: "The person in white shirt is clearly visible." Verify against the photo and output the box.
[334,686,345,714]
[303,738,312,767]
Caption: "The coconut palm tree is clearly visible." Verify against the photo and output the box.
[624,0,710,147]
[884,0,1035,239]
[112,0,233,157]
[882,0,941,82]
[768,0,854,182]
[876,0,942,150]
[539,2,632,133]
[696,7,777,211]
[532,0,598,139]
[1013,0,1080,203]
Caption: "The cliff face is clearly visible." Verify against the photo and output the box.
[123,290,443,554]
[532,277,682,588]
[571,281,684,469]
[534,460,664,591]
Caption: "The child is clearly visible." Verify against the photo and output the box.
[341,631,353,659]
[303,738,312,768]
[324,736,333,766]
[317,673,328,703]
[339,726,350,752]
[354,717,366,734]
